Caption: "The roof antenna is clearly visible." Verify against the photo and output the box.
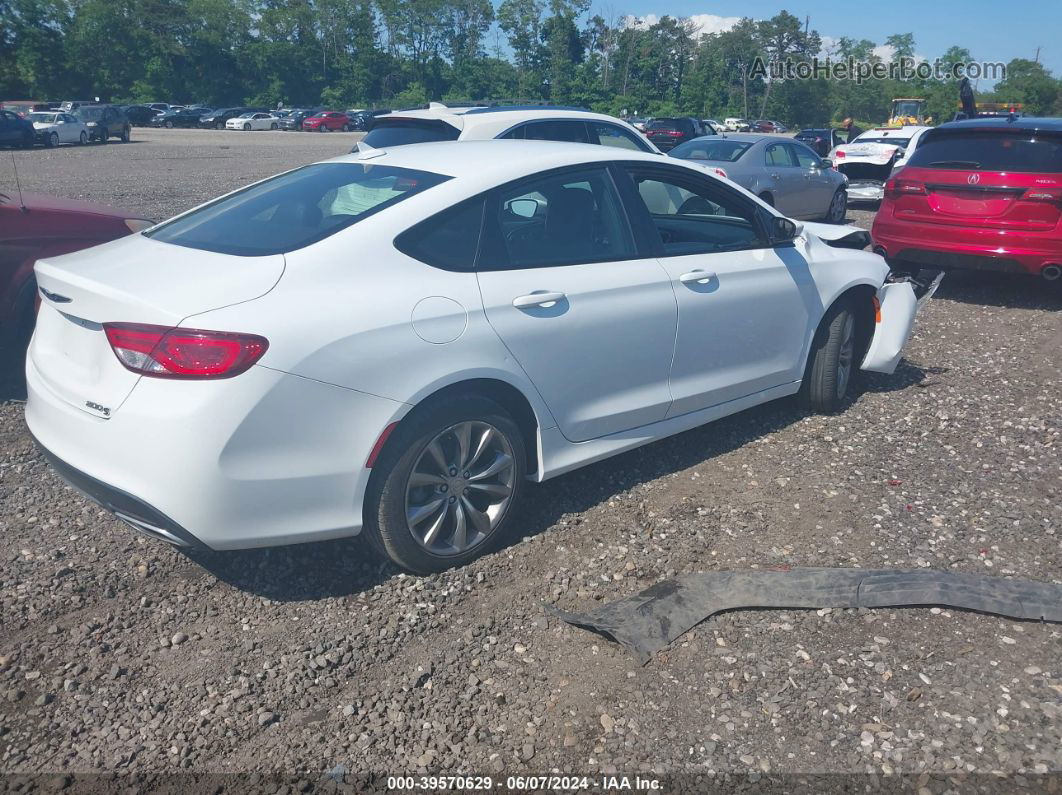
[10,154,27,213]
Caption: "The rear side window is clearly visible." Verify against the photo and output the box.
[362,119,460,148]
[907,130,1062,172]
[394,198,484,271]
[147,163,450,256]
[482,166,635,269]
[501,121,590,143]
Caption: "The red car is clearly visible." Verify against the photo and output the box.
[872,117,1062,281]
[0,191,152,372]
[301,111,352,132]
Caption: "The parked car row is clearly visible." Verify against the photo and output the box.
[1,104,132,148]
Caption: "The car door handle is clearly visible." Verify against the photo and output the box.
[512,291,566,308]
[679,270,717,285]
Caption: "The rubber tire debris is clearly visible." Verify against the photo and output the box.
[546,568,1062,664]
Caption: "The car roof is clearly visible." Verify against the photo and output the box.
[857,126,931,136]
[693,133,771,143]
[323,139,689,187]
[935,116,1062,133]
[374,103,642,133]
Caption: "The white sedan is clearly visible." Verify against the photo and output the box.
[26,141,939,574]
[225,112,280,131]
[828,125,932,203]
[28,112,89,147]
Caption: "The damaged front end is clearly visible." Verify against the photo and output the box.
[861,268,943,374]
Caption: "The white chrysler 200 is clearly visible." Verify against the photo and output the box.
[26,141,939,573]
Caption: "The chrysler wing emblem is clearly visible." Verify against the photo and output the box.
[39,287,72,304]
[967,173,981,185]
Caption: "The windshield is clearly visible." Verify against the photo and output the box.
[906,130,1062,172]
[669,139,752,162]
[237,113,254,118]
[146,163,451,256]
[28,113,58,123]
[362,119,460,148]
[75,108,101,121]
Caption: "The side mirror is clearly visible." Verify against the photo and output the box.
[506,198,540,219]
[769,216,803,244]
[820,158,832,169]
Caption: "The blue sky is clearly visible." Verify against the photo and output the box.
[615,0,1062,79]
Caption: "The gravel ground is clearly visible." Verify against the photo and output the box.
[1,129,1060,791]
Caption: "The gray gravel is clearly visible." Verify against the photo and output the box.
[1,129,1060,787]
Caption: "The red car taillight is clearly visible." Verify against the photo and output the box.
[711,167,728,179]
[884,177,927,199]
[103,323,268,379]
[834,150,846,159]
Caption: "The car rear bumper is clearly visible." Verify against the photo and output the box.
[846,181,885,202]
[25,356,408,550]
[873,216,1062,276]
[860,271,943,375]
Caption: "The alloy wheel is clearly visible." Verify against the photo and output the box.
[829,190,846,222]
[404,421,516,557]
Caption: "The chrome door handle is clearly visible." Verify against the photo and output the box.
[512,291,566,308]
[679,270,717,285]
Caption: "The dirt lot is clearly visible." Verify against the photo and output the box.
[1,129,1060,790]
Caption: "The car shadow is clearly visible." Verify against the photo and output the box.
[860,359,945,394]
[930,270,1061,310]
[191,396,816,602]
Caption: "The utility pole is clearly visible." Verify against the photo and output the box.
[1033,46,1040,64]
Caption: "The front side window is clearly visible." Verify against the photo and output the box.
[622,166,767,256]
[483,166,635,269]
[589,122,651,152]
[146,163,450,256]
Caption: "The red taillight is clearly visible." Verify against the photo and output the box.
[834,150,846,159]
[712,167,728,179]
[103,323,268,379]
[884,178,927,199]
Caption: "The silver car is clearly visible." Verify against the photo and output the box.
[668,134,848,223]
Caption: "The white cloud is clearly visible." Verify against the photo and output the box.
[687,14,742,36]
[622,12,740,36]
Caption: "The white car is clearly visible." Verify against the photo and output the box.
[352,103,661,154]
[702,119,723,133]
[828,125,932,203]
[28,112,89,147]
[26,141,938,574]
[225,112,280,131]
[723,118,750,132]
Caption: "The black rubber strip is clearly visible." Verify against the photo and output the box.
[546,568,1062,664]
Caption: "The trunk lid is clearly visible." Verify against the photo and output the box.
[888,167,1062,230]
[891,127,1062,230]
[31,233,283,418]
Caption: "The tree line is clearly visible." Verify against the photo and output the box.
[2,0,1060,126]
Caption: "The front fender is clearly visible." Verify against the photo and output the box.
[861,271,943,374]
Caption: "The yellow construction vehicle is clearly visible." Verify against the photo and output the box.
[887,98,929,126]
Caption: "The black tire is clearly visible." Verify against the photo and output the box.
[243,123,251,131]
[364,395,527,574]
[165,120,173,128]
[342,124,351,132]
[270,122,278,130]
[800,296,858,413]
[121,126,130,142]
[45,131,58,148]
[79,130,88,145]
[97,129,107,143]
[823,187,847,223]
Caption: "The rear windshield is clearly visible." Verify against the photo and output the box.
[906,130,1062,172]
[362,119,460,148]
[648,118,692,132]
[669,139,752,162]
[146,163,450,256]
